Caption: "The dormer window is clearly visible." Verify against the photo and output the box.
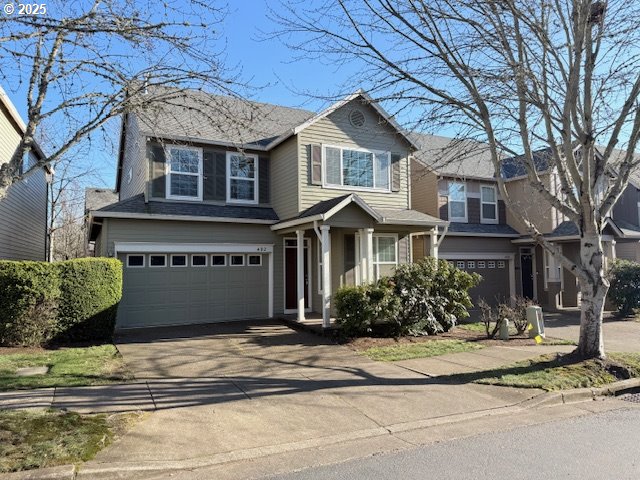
[227,152,258,204]
[166,146,203,201]
[323,145,390,191]
[480,185,498,224]
[448,181,467,222]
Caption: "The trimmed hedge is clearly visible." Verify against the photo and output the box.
[55,258,123,343]
[0,258,122,346]
[608,259,640,316]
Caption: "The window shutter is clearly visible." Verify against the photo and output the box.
[310,144,322,185]
[391,153,402,192]
[203,150,215,201]
[150,144,166,198]
[259,156,270,203]
[214,152,226,201]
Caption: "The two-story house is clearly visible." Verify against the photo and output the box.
[0,86,51,261]
[87,90,444,330]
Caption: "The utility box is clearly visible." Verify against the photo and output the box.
[526,306,545,338]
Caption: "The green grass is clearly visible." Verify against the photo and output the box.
[457,322,578,346]
[362,339,485,362]
[0,345,132,391]
[454,352,640,391]
[0,409,141,473]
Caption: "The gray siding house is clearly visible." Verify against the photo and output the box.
[88,90,444,329]
[0,86,51,261]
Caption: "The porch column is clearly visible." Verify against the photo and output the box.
[296,230,305,322]
[430,228,439,260]
[320,225,332,329]
[359,229,368,284]
[366,228,374,281]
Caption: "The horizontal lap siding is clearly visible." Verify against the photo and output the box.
[270,136,299,220]
[105,218,284,314]
[0,166,47,261]
[298,99,410,211]
[120,115,147,200]
[439,236,516,254]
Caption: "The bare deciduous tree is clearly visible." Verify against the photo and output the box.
[272,0,640,358]
[0,0,246,197]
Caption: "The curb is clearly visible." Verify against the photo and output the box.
[0,465,75,480]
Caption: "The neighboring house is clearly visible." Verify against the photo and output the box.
[411,141,640,312]
[87,90,444,329]
[84,188,118,256]
[0,86,51,261]
[410,134,520,308]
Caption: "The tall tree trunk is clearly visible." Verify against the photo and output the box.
[577,233,608,359]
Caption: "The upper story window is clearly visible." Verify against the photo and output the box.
[448,181,467,222]
[480,185,498,224]
[323,145,390,192]
[227,152,258,204]
[166,146,203,201]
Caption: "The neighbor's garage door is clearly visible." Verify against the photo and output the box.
[450,259,511,307]
[117,252,269,329]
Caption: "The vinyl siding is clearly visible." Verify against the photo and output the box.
[410,159,439,217]
[0,103,48,261]
[297,99,411,211]
[616,242,640,262]
[439,236,516,254]
[270,136,299,219]
[504,174,557,233]
[0,166,48,260]
[612,184,640,228]
[120,115,147,201]
[103,218,284,314]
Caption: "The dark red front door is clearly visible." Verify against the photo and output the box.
[285,245,309,310]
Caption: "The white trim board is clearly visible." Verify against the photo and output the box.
[91,211,276,225]
[114,242,274,254]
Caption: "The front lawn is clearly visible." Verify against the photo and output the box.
[362,339,485,361]
[0,345,132,391]
[454,352,640,391]
[0,409,143,473]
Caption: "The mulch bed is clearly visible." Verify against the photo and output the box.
[346,326,537,351]
[0,346,49,356]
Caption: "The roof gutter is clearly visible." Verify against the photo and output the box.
[91,210,277,225]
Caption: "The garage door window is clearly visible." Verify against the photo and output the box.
[149,255,166,267]
[230,255,245,266]
[171,255,187,267]
[248,254,262,266]
[211,254,226,266]
[191,255,207,267]
[127,255,145,268]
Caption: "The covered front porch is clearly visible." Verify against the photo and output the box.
[271,194,445,329]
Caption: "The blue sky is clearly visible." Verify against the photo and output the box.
[7,0,360,190]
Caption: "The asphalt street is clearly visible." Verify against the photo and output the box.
[269,406,640,480]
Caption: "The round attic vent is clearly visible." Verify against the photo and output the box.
[349,109,366,128]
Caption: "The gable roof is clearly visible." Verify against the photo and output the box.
[84,188,118,214]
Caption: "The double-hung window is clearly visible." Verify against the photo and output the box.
[480,185,498,224]
[323,145,390,191]
[227,152,258,204]
[448,181,467,222]
[166,146,202,200]
[372,235,398,279]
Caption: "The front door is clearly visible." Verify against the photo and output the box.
[520,249,534,299]
[285,239,310,311]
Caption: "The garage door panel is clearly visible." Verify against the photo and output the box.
[450,259,511,308]
[117,251,270,328]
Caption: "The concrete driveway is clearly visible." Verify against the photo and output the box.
[74,320,548,475]
[544,311,640,352]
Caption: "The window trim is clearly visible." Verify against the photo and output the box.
[191,254,208,267]
[170,254,188,268]
[230,254,245,266]
[126,254,145,268]
[149,254,167,268]
[447,181,468,222]
[372,234,398,280]
[165,145,204,201]
[543,249,562,289]
[226,151,259,204]
[247,254,262,266]
[321,144,392,193]
[480,184,499,224]
[211,254,227,267]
